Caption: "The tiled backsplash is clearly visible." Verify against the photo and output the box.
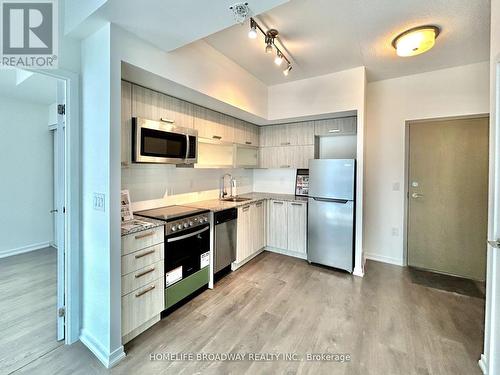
[122,164,254,211]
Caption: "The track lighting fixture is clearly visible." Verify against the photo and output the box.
[247,17,292,77]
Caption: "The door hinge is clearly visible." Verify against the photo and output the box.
[58,104,66,115]
[58,307,66,317]
[63,206,66,214]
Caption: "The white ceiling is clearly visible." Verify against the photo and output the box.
[0,70,57,105]
[204,0,491,84]
[93,0,288,52]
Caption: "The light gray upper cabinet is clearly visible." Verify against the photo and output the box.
[268,200,288,249]
[286,122,314,145]
[193,105,234,143]
[131,84,193,128]
[260,122,314,147]
[121,80,132,165]
[234,119,259,146]
[259,145,314,169]
[286,201,307,255]
[314,117,357,136]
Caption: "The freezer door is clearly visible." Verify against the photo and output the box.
[307,197,354,272]
[308,159,355,200]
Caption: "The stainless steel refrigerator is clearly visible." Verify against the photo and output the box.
[307,159,355,272]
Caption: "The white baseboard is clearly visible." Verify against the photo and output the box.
[265,247,307,260]
[0,241,52,259]
[364,253,404,266]
[80,329,126,368]
[479,353,488,374]
[353,265,364,277]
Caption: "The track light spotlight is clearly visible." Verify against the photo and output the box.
[274,51,283,66]
[248,19,257,39]
[283,64,292,76]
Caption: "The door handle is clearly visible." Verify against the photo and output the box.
[411,193,424,199]
[488,240,500,249]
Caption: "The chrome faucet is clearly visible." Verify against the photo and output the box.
[220,173,235,199]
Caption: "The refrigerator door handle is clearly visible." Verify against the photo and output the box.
[312,197,349,204]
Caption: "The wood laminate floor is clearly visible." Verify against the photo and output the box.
[0,247,62,375]
[10,252,485,375]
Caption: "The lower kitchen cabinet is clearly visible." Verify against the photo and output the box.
[236,204,251,263]
[267,200,307,256]
[235,201,266,264]
[121,226,165,344]
[286,202,307,254]
[268,200,288,249]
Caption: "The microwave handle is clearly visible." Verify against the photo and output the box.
[185,134,190,160]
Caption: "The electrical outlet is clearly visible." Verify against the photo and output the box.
[391,227,399,236]
[93,193,105,211]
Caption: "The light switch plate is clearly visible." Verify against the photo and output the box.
[93,193,105,211]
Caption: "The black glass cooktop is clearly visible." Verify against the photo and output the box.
[136,205,209,222]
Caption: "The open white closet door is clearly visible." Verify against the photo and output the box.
[55,80,66,341]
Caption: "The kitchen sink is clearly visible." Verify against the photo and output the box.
[220,197,252,202]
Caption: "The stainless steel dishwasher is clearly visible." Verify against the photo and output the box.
[214,208,237,275]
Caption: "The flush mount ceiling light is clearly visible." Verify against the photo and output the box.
[247,17,293,76]
[392,25,441,57]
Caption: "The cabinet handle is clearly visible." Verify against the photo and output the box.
[135,284,155,297]
[273,201,284,205]
[280,142,291,146]
[135,249,155,259]
[291,203,303,206]
[212,135,222,140]
[135,267,155,278]
[242,206,250,211]
[135,230,154,240]
[280,165,290,168]
[328,129,341,133]
[245,141,252,145]
[160,118,174,124]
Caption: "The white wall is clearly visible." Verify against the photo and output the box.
[122,166,254,212]
[114,26,268,119]
[268,67,366,121]
[80,23,125,367]
[253,169,297,195]
[364,61,490,266]
[0,97,53,257]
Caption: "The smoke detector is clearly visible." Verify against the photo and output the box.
[229,2,251,24]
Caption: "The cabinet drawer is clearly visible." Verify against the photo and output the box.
[122,260,164,296]
[122,243,164,275]
[122,278,164,336]
[121,226,164,256]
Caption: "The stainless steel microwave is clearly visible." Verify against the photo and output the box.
[132,117,198,164]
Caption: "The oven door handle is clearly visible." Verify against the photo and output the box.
[167,226,209,243]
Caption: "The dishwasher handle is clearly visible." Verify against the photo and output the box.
[214,208,238,225]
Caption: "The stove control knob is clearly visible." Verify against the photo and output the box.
[171,226,176,232]
[177,224,183,230]
[189,221,193,227]
[204,217,208,222]
[183,222,189,228]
